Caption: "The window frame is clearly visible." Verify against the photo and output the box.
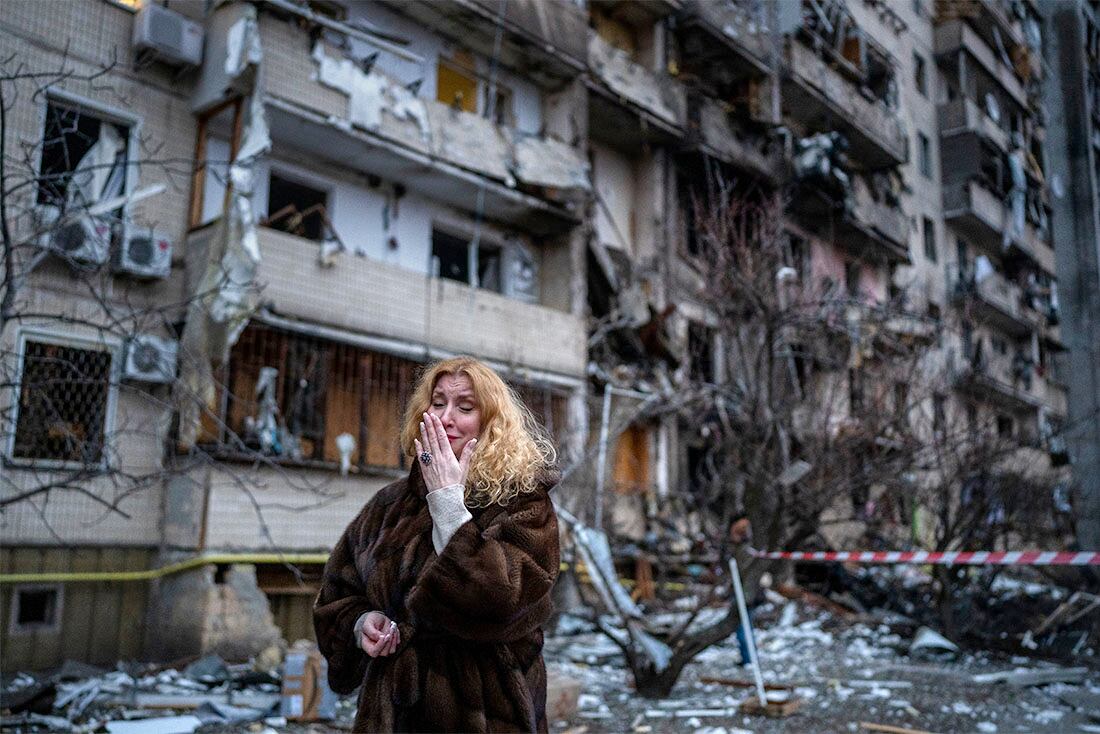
[264,165,334,242]
[430,222,510,294]
[34,89,141,226]
[923,216,937,262]
[913,51,928,97]
[917,131,933,178]
[5,329,121,471]
[8,584,65,637]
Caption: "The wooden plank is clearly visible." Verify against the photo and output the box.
[860,722,938,734]
[117,548,151,661]
[88,548,124,665]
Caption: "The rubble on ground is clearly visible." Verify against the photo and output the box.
[2,570,1096,733]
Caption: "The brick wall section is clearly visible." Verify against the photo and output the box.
[202,468,393,550]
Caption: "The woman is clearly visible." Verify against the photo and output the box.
[313,356,560,733]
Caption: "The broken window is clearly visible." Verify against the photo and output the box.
[431,228,506,294]
[437,52,479,114]
[10,586,62,634]
[11,338,114,465]
[844,261,861,299]
[849,369,865,414]
[217,324,564,469]
[913,52,928,97]
[265,172,328,242]
[432,229,471,283]
[222,325,417,469]
[687,322,716,384]
[923,216,937,262]
[37,101,130,215]
[932,392,946,437]
[918,132,932,178]
[996,414,1014,438]
[436,50,515,126]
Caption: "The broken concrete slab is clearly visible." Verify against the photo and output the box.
[971,666,1088,687]
[105,715,203,734]
[908,627,958,661]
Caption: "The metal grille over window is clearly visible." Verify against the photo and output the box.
[213,325,566,471]
[13,341,113,463]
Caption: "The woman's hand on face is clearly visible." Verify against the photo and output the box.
[358,611,400,657]
[415,412,476,492]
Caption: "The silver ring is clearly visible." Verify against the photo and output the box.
[419,451,432,465]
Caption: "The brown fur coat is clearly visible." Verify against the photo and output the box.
[313,463,560,733]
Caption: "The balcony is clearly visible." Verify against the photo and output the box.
[783,39,907,169]
[934,20,1026,108]
[259,19,589,236]
[241,227,588,378]
[587,33,687,144]
[952,349,1044,413]
[938,97,1009,152]
[684,93,783,182]
[678,0,772,75]
[378,0,588,85]
[949,270,1040,337]
[943,179,1044,259]
[790,177,910,264]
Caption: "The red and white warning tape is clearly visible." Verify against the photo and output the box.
[748,548,1100,566]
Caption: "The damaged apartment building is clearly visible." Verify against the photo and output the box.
[0,0,1078,668]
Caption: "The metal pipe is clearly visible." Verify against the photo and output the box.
[594,383,613,530]
[729,556,768,707]
[0,553,329,584]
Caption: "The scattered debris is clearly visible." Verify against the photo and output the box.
[971,667,1088,687]
[909,627,959,661]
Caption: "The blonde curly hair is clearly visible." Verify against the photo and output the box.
[400,357,556,506]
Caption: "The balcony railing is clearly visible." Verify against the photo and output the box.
[677,0,771,73]
[784,39,907,169]
[227,227,588,378]
[259,18,588,234]
[587,33,686,134]
[938,97,1009,152]
[934,20,1026,107]
[949,270,1040,336]
[943,180,1052,272]
[685,93,782,181]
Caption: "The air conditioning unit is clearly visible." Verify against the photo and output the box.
[123,334,179,384]
[133,3,204,68]
[35,205,112,265]
[115,226,172,279]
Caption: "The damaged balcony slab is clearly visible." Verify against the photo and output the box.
[953,364,1045,414]
[790,185,911,265]
[949,271,1041,337]
[683,93,783,183]
[939,97,1010,153]
[264,96,581,237]
[678,0,772,75]
[378,0,588,86]
[943,179,1046,266]
[934,20,1027,109]
[782,40,908,169]
[586,33,686,146]
[244,227,588,378]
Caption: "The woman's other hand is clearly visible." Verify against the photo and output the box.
[415,412,476,492]
[356,611,400,657]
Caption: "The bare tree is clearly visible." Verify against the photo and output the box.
[566,175,1067,696]
[0,51,334,546]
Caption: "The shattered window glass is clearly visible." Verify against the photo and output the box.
[266,173,328,241]
[37,102,129,213]
[432,229,470,284]
[12,339,113,464]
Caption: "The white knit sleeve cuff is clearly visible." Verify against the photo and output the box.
[425,483,473,554]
